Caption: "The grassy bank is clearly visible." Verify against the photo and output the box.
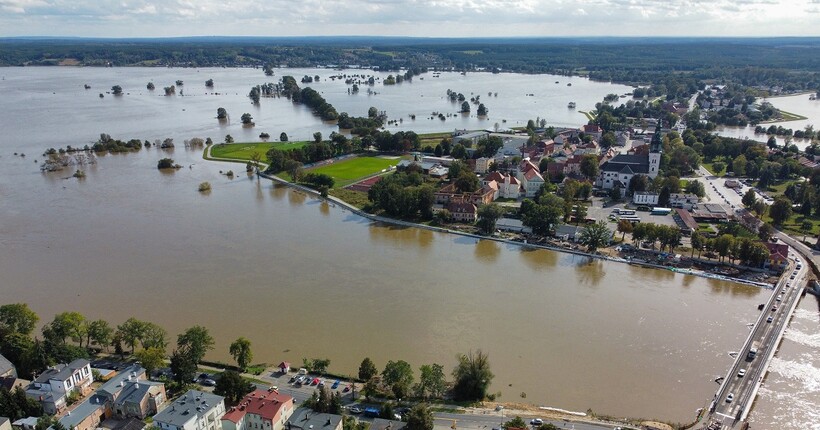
[210,141,308,161]
[309,156,403,188]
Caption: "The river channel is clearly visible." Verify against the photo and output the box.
[0,67,809,424]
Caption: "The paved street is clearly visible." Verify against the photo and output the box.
[707,251,807,427]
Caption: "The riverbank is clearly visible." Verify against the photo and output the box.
[250,168,776,290]
[203,144,777,290]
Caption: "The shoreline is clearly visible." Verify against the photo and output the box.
[252,170,774,290]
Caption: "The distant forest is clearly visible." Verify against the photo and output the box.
[1,37,819,90]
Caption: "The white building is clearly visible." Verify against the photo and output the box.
[632,192,659,206]
[26,359,93,415]
[669,193,699,209]
[154,390,225,430]
[515,160,545,198]
[474,157,493,174]
[596,125,663,190]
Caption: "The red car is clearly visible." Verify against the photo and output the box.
[311,378,320,385]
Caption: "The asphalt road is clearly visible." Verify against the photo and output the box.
[708,251,807,426]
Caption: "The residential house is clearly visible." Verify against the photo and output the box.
[370,419,406,430]
[0,354,15,380]
[285,409,342,430]
[632,192,659,206]
[26,359,93,415]
[474,157,492,174]
[563,154,585,176]
[154,390,225,430]
[11,418,38,430]
[435,183,495,206]
[113,381,166,419]
[57,394,107,430]
[277,362,290,374]
[554,225,586,242]
[1,417,11,430]
[615,131,629,147]
[544,162,565,182]
[669,193,699,209]
[96,365,147,404]
[445,201,477,223]
[515,160,544,197]
[221,389,293,430]
[483,172,522,199]
[581,124,603,140]
[763,241,789,270]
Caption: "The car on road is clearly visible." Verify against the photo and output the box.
[767,316,774,323]
[530,419,543,426]
[726,393,734,403]
[772,306,778,311]
[737,369,746,377]
[349,406,363,414]
[331,380,340,389]
[776,296,782,302]
[202,379,216,387]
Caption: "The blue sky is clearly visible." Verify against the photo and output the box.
[0,0,818,37]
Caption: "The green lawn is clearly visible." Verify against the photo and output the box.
[210,141,308,162]
[764,212,820,238]
[328,188,370,209]
[702,159,727,177]
[768,179,801,196]
[308,156,401,187]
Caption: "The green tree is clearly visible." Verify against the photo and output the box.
[801,220,813,241]
[477,104,488,116]
[86,319,113,351]
[742,189,758,207]
[217,107,227,119]
[711,161,726,175]
[280,132,288,142]
[455,171,480,193]
[502,417,526,430]
[117,318,146,354]
[752,200,768,217]
[141,322,168,351]
[415,364,446,399]
[690,231,704,257]
[405,403,434,430]
[170,348,197,385]
[214,370,254,405]
[460,101,470,113]
[359,357,378,381]
[382,360,414,399]
[732,154,748,176]
[240,113,254,125]
[313,132,323,143]
[311,358,331,375]
[225,134,234,144]
[176,325,214,364]
[450,143,467,160]
[769,197,793,225]
[572,204,588,225]
[476,204,505,235]
[0,303,39,336]
[452,350,493,401]
[579,154,599,179]
[685,180,706,198]
[111,85,123,95]
[134,347,165,379]
[714,234,735,262]
[229,337,253,371]
[47,312,86,346]
[617,219,633,240]
[579,221,612,252]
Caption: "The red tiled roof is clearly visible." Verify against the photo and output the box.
[763,242,789,260]
[446,202,477,214]
[524,169,544,181]
[226,389,293,423]
[485,171,506,182]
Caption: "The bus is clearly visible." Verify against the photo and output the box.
[651,207,672,215]
[619,215,641,223]
[614,209,636,216]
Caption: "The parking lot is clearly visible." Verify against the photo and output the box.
[586,197,680,228]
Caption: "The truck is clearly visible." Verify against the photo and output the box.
[747,341,761,360]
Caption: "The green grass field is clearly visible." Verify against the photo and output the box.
[309,156,401,187]
[210,141,308,162]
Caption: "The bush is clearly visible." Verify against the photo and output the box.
[198,182,212,192]
[157,158,175,169]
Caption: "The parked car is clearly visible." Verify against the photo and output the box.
[726,393,734,403]
[530,419,543,426]
[343,385,352,393]
[349,406,363,414]
[311,377,320,385]
[202,379,216,387]
[289,375,298,383]
[331,380,340,389]
[318,380,325,387]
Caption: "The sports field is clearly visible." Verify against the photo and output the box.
[210,141,308,161]
[308,156,401,187]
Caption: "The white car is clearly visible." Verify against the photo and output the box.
[726,393,734,403]
[737,369,746,377]
[530,419,543,426]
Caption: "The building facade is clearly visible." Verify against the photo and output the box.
[154,390,225,430]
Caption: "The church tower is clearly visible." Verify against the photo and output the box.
[648,119,663,178]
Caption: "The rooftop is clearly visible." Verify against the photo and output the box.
[58,395,106,429]
[0,353,13,376]
[98,365,146,398]
[286,408,342,430]
[154,390,224,428]
[228,389,293,422]
[35,359,90,383]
